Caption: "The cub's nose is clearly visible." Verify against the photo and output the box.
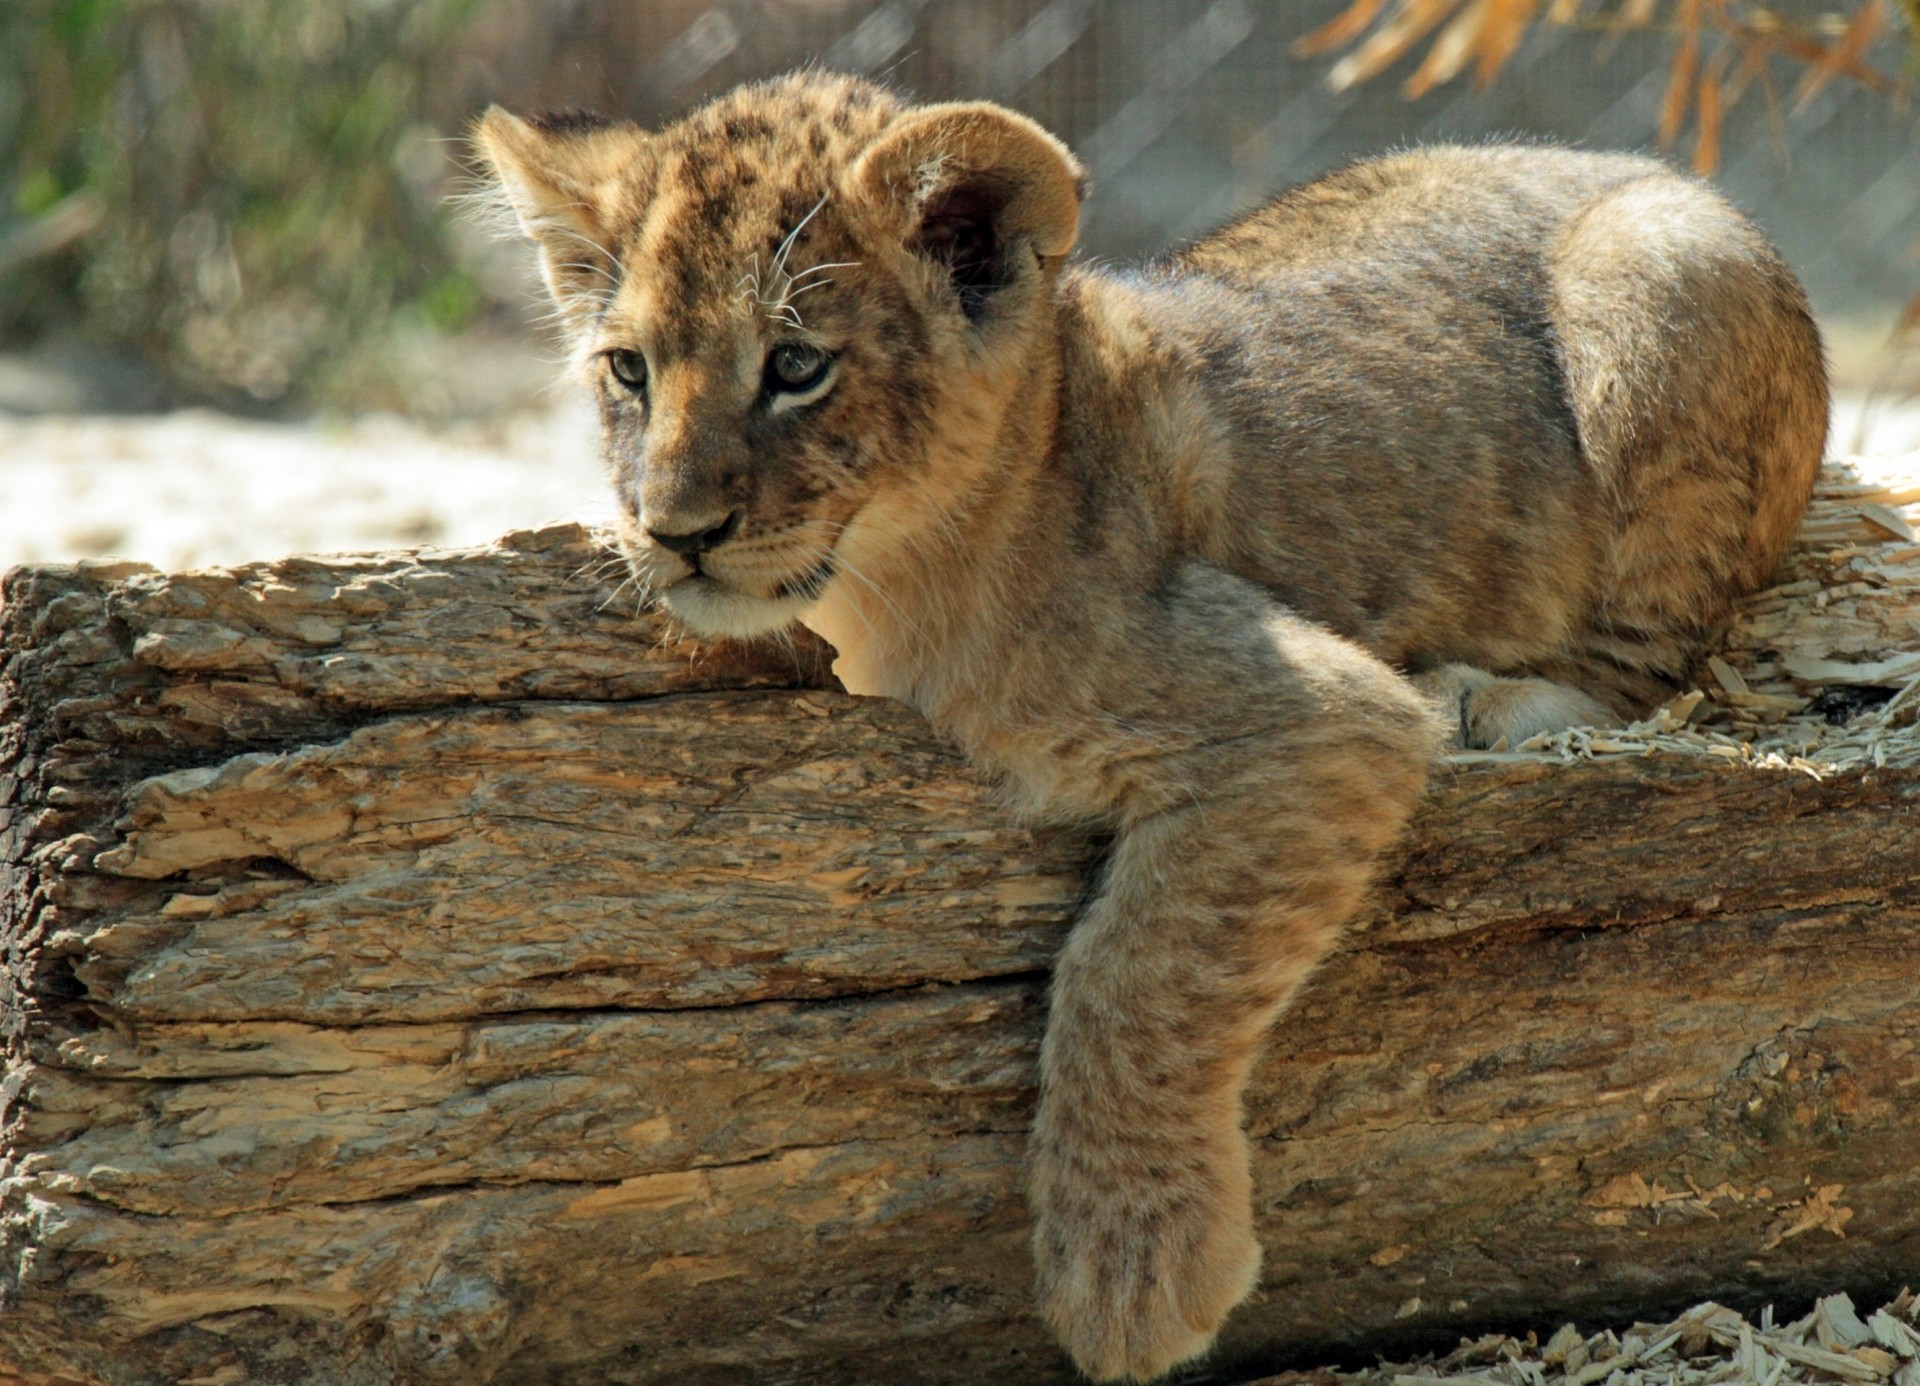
[646,509,742,557]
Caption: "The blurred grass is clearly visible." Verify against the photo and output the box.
[0,0,499,413]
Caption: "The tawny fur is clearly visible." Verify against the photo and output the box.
[475,72,1827,1384]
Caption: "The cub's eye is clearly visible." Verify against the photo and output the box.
[766,343,833,395]
[605,349,648,394]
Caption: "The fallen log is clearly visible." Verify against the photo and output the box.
[2,456,1917,1386]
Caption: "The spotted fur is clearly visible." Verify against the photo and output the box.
[476,72,1827,1383]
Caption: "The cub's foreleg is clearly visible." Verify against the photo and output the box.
[1026,568,1438,1383]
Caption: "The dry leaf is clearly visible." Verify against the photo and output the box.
[1293,0,1390,57]
[1329,0,1465,90]
[1405,0,1489,96]
[1724,35,1770,106]
[1614,0,1659,31]
[1762,25,1889,93]
[1793,0,1887,110]
[1692,54,1725,173]
[1659,0,1702,149]
[1475,0,1540,86]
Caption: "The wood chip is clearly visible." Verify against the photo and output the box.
[1255,1294,1920,1386]
[1859,503,1918,543]
[1726,690,1806,718]
[1869,1312,1920,1356]
[1709,655,1752,696]
[1819,1295,1874,1350]
[1782,652,1920,687]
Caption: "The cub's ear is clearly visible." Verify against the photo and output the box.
[471,107,648,331]
[849,102,1086,322]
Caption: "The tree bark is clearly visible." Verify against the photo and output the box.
[3,472,1917,1385]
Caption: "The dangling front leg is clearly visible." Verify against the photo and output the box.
[1023,571,1438,1383]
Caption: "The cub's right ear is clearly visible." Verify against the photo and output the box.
[471,107,649,333]
[849,102,1086,324]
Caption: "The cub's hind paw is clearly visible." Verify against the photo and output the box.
[1032,1172,1260,1383]
[1415,664,1615,749]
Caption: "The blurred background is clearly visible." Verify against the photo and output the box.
[1,0,1916,569]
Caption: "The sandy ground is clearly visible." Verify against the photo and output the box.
[3,392,1918,575]
[0,396,610,574]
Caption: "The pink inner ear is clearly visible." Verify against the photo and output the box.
[914,182,1014,320]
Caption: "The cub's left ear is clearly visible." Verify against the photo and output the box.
[849,102,1086,321]
[471,107,649,333]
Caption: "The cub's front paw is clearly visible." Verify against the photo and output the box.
[1030,1155,1261,1383]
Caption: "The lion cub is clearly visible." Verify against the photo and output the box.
[478,72,1826,1382]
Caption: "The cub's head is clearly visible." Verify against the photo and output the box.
[474,73,1084,638]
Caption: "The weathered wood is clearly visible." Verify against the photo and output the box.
[3,469,1918,1385]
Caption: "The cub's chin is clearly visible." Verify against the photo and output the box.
[659,574,811,640]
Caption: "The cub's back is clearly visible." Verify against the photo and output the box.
[1179,144,1662,283]
[1136,147,1662,670]
[1124,143,1823,687]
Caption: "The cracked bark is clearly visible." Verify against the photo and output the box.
[2,522,1917,1386]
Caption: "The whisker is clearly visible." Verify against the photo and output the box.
[553,259,623,289]
[543,221,620,263]
[787,259,860,284]
[769,194,830,285]
[569,555,628,589]
[595,575,642,614]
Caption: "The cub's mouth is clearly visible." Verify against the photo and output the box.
[641,545,839,640]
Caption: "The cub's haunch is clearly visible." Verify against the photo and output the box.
[476,73,1826,1383]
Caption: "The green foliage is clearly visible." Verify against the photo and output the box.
[0,0,497,409]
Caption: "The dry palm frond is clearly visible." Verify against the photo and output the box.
[1692,45,1727,171]
[1792,0,1888,108]
[1327,0,1468,92]
[1404,0,1491,96]
[1294,0,1908,173]
[1476,0,1543,83]
[1658,0,1703,148]
[1292,0,1393,57]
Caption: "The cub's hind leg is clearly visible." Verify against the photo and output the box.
[1413,664,1617,749]
[1548,170,1827,702]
